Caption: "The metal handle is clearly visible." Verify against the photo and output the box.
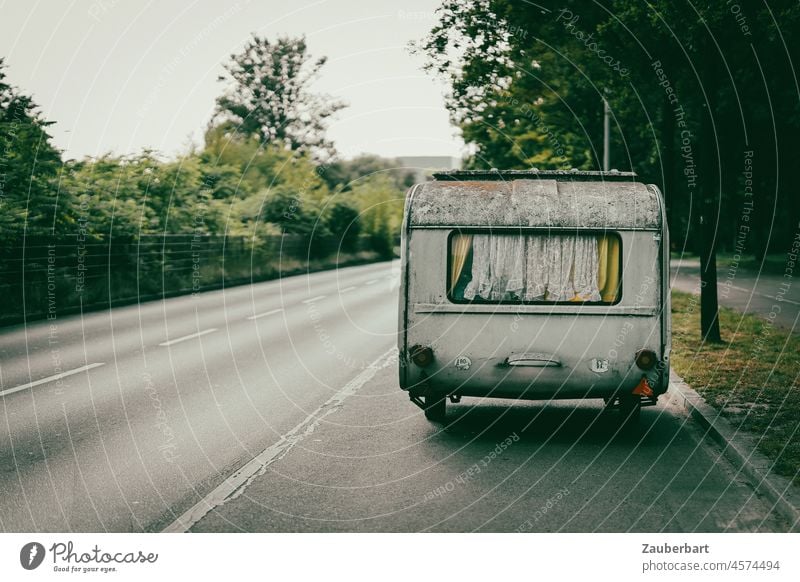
[505,352,562,367]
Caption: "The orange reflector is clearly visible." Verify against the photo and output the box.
[632,376,654,397]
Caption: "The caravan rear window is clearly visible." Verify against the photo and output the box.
[448,231,622,304]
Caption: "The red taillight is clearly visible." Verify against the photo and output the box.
[635,349,657,370]
[410,345,434,367]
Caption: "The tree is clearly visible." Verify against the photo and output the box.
[419,0,800,342]
[0,58,66,241]
[260,185,315,235]
[214,35,345,158]
[325,200,361,251]
[349,175,404,259]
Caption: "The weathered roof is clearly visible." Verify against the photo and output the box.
[407,178,662,229]
[432,169,637,182]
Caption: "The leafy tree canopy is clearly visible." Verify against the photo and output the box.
[214,34,346,158]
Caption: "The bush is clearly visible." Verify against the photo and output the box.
[326,201,361,251]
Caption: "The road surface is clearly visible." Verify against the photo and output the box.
[0,261,793,532]
[671,258,799,334]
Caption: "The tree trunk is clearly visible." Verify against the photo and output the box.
[699,212,722,342]
[698,69,722,343]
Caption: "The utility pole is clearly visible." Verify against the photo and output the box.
[603,97,610,171]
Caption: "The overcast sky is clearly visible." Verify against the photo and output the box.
[0,0,463,161]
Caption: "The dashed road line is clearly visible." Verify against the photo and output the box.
[0,363,106,398]
[246,308,283,321]
[340,286,357,293]
[301,295,326,304]
[158,328,218,347]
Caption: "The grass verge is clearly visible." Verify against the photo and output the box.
[671,290,800,485]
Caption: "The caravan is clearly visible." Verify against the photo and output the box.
[397,169,671,424]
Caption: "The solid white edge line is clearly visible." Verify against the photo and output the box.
[0,363,106,398]
[246,308,284,321]
[158,328,218,347]
[162,346,397,533]
[301,295,326,304]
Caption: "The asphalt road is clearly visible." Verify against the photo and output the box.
[0,261,793,532]
[671,258,799,334]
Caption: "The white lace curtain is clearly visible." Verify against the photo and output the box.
[461,234,602,302]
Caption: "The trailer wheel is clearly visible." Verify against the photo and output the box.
[619,394,641,427]
[424,391,447,422]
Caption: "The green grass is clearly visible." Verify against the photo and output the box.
[671,291,800,485]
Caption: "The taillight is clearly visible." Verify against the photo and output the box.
[635,349,657,370]
[410,345,434,367]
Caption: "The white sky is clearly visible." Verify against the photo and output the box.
[0,0,464,161]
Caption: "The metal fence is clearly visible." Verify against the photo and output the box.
[0,234,369,326]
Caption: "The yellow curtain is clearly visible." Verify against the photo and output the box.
[449,234,473,293]
[598,235,621,302]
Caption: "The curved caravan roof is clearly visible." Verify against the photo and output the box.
[407,171,663,230]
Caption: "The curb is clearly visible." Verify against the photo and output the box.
[669,370,800,530]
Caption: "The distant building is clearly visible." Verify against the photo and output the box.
[397,156,462,183]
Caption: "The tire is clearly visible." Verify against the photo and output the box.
[619,394,642,427]
[424,391,447,422]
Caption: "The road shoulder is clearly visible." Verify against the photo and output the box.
[670,370,800,530]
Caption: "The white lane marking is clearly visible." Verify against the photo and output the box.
[246,308,283,321]
[158,328,218,347]
[339,286,357,293]
[0,363,105,398]
[163,346,397,533]
[364,279,378,285]
[301,295,326,304]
